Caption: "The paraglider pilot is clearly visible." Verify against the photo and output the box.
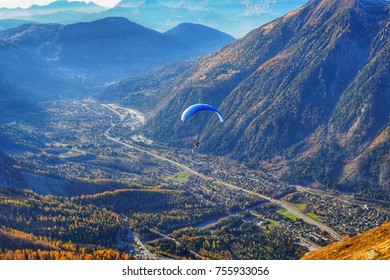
[181,103,225,149]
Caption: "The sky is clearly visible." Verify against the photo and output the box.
[0,0,308,37]
[0,0,121,9]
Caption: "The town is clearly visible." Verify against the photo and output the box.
[1,98,389,258]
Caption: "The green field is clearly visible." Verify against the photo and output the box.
[163,171,190,183]
[260,219,280,233]
[276,209,298,221]
[295,203,306,212]
[306,212,323,222]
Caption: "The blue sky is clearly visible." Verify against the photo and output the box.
[0,0,309,37]
[0,1,121,8]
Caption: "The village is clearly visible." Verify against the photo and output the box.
[1,98,388,252]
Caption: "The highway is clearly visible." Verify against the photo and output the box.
[102,104,342,241]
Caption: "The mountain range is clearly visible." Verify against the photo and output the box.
[101,0,389,196]
[0,0,389,262]
[0,0,105,28]
[0,19,36,30]
[0,16,233,81]
[0,38,82,116]
[0,17,233,115]
[0,0,308,38]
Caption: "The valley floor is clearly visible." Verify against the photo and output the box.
[0,99,388,260]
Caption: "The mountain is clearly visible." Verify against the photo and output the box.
[104,0,223,35]
[0,1,106,24]
[106,0,389,195]
[0,17,234,84]
[0,38,82,109]
[97,61,195,112]
[301,221,390,260]
[108,0,309,38]
[164,23,234,57]
[28,0,105,12]
[0,19,36,31]
[0,0,308,38]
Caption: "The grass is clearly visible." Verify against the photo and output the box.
[276,209,298,221]
[261,219,280,233]
[306,212,323,222]
[175,172,190,182]
[250,211,279,233]
[163,171,190,183]
[295,203,306,212]
[289,202,323,221]
[61,148,85,158]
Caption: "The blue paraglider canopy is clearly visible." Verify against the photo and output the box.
[181,103,225,123]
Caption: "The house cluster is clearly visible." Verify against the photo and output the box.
[291,192,390,236]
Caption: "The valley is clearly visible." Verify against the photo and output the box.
[1,98,388,259]
[0,0,389,261]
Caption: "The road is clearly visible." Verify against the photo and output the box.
[213,179,342,240]
[133,233,157,260]
[294,184,390,214]
[298,237,322,252]
[149,229,202,259]
[102,104,342,241]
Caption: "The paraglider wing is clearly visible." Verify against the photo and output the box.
[181,103,225,122]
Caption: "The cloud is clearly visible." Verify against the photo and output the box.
[241,0,276,16]
[164,1,185,9]
[187,0,210,11]
[163,0,210,11]
[117,0,145,8]
[0,1,52,9]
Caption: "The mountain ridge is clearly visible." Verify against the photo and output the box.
[0,16,234,87]
[0,0,309,38]
[301,221,390,260]
[107,0,389,195]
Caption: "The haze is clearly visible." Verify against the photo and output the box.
[0,0,121,8]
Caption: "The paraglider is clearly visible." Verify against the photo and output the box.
[181,103,225,148]
[181,103,225,123]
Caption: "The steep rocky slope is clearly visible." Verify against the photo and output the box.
[301,221,390,260]
[130,0,390,193]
